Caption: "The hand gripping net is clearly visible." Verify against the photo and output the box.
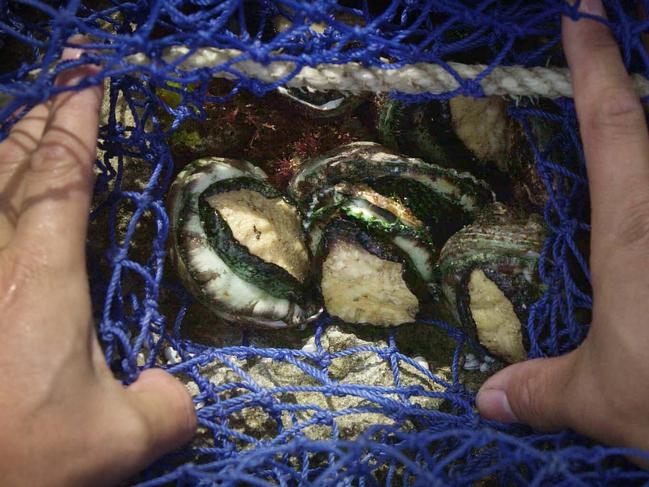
[2,1,649,485]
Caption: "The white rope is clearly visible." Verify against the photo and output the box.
[129,46,649,99]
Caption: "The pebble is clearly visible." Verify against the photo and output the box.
[463,353,481,371]
[136,352,146,367]
[164,346,182,365]
[464,353,497,373]
[413,356,430,371]
[185,381,200,397]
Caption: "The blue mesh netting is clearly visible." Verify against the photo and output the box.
[3,0,649,485]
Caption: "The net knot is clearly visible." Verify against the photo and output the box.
[270,350,289,361]
[460,79,484,98]
[323,383,343,397]
[316,355,332,368]
[559,218,579,237]
[378,347,398,361]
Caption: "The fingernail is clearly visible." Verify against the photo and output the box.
[578,0,606,16]
[57,36,100,88]
[61,35,90,61]
[476,388,520,423]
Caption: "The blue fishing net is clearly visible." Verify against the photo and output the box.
[2,0,649,485]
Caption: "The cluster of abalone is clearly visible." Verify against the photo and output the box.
[168,93,549,364]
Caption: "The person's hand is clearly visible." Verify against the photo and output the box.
[477,0,649,460]
[0,42,196,486]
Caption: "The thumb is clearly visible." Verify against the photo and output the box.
[476,352,578,431]
[125,368,197,463]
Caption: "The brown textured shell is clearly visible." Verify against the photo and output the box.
[438,203,547,362]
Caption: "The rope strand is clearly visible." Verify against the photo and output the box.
[128,46,649,98]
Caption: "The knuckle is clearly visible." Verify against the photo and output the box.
[25,142,93,194]
[508,360,570,431]
[5,241,64,285]
[30,142,72,169]
[29,141,84,176]
[8,246,43,281]
[510,372,545,426]
[615,197,649,250]
[587,35,622,55]
[587,87,644,136]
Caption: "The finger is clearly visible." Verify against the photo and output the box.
[42,369,196,486]
[15,41,102,272]
[562,0,649,253]
[0,103,50,183]
[476,353,578,431]
[125,369,197,464]
[0,103,50,248]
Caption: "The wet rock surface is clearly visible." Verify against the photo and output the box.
[184,325,457,445]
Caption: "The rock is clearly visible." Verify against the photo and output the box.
[195,325,452,443]
[185,380,200,398]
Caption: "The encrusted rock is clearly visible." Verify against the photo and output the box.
[195,325,451,443]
